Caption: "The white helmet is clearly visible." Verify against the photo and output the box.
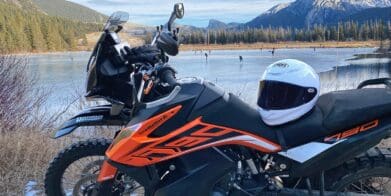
[257,59,320,126]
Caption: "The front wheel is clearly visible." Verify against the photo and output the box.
[45,138,111,196]
[328,147,391,195]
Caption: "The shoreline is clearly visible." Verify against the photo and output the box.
[11,50,91,56]
[8,41,381,55]
[180,41,380,51]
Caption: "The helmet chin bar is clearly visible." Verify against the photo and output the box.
[258,98,318,126]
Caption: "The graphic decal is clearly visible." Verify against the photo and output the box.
[107,110,281,167]
[279,141,343,163]
[324,120,379,142]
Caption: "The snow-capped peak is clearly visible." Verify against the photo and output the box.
[264,2,292,15]
[310,0,391,9]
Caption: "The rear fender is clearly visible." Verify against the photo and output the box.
[287,117,391,177]
[52,105,130,139]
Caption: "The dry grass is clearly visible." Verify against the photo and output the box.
[0,124,115,195]
[0,130,67,195]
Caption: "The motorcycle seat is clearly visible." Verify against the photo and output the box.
[317,88,391,131]
[277,88,391,148]
[198,88,391,149]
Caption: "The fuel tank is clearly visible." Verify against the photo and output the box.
[127,77,278,144]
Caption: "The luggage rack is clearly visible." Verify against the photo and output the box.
[357,78,391,89]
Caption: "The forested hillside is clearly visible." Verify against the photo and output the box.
[31,0,107,23]
[342,7,391,24]
[0,2,101,53]
[181,20,391,44]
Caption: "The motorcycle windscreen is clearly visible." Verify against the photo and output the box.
[257,80,317,110]
[86,56,98,97]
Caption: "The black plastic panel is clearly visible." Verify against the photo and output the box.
[154,148,235,196]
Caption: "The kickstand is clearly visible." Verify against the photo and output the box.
[320,170,325,196]
[305,177,313,196]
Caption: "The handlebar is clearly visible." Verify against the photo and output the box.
[357,78,391,89]
[160,69,177,86]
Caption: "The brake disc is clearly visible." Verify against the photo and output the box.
[72,174,99,196]
[81,159,104,177]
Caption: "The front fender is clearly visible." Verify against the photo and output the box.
[52,105,130,139]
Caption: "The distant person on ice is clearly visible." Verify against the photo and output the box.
[239,56,243,62]
[205,53,208,61]
[271,48,275,56]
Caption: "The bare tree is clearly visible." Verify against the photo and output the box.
[0,55,49,132]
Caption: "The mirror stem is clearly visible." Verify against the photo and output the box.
[167,12,177,31]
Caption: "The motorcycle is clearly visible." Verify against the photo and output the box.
[45,3,391,196]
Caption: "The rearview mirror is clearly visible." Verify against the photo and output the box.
[167,3,185,31]
[174,3,184,19]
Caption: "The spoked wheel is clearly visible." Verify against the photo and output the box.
[64,156,104,195]
[328,147,391,195]
[337,176,391,195]
[45,139,145,196]
[73,174,99,195]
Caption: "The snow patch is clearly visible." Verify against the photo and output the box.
[311,0,391,9]
[25,181,41,196]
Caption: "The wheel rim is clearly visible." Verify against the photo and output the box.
[60,155,145,196]
[61,155,105,196]
[340,176,391,195]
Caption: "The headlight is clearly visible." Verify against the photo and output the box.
[111,123,141,147]
[112,128,133,147]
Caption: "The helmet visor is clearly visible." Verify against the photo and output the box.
[257,80,317,110]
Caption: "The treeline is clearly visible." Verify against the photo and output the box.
[0,2,101,53]
[180,20,391,44]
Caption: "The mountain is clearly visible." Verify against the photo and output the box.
[207,19,240,30]
[342,6,391,23]
[208,19,228,29]
[31,0,107,23]
[246,0,391,28]
[1,0,106,23]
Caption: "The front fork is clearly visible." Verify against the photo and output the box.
[94,160,118,196]
[98,161,118,182]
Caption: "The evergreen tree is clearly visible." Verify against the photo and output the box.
[0,2,101,53]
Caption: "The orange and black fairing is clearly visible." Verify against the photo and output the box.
[106,105,281,167]
[97,160,118,182]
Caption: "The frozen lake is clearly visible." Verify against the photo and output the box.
[27,47,390,112]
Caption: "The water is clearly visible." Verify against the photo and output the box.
[27,47,390,112]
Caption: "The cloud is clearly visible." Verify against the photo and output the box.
[69,0,293,27]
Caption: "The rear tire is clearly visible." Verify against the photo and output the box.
[327,147,391,194]
[45,138,111,196]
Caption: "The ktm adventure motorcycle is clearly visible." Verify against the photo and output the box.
[45,3,391,196]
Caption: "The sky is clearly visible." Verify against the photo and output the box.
[69,0,292,27]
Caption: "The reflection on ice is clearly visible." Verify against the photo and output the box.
[320,53,391,94]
